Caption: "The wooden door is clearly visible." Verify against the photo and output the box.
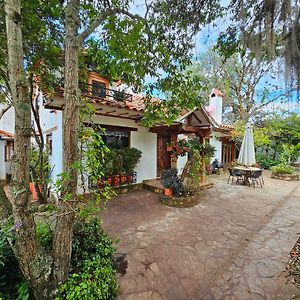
[157,135,171,177]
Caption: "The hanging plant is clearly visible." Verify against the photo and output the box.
[166,139,189,157]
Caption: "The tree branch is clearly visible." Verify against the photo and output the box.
[78,8,144,44]
[0,103,12,120]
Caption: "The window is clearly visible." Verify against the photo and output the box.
[46,133,53,154]
[92,80,106,98]
[101,130,129,149]
[5,141,14,161]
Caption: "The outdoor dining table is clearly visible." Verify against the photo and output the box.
[233,166,262,186]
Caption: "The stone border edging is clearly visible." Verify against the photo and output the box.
[271,173,299,181]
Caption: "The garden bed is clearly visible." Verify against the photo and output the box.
[271,173,299,181]
[159,194,200,208]
[287,236,300,287]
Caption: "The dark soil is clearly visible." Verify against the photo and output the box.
[287,236,300,286]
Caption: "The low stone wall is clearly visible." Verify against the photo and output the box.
[159,194,200,208]
[271,173,299,181]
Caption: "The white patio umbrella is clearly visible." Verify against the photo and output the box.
[237,122,256,166]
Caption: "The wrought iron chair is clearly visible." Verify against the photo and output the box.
[227,168,244,185]
[248,170,263,188]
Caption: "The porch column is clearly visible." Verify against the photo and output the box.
[170,133,177,169]
[197,134,206,184]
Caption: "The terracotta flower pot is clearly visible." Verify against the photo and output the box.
[127,174,133,184]
[97,178,105,188]
[166,146,173,152]
[120,174,127,185]
[113,175,120,186]
[164,188,173,196]
[29,182,42,201]
[107,176,113,185]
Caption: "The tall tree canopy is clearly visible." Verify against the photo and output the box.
[220,0,300,89]
[188,49,289,123]
[1,0,222,299]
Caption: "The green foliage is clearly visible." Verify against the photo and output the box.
[166,139,189,157]
[0,225,30,300]
[187,48,281,123]
[279,144,300,164]
[182,180,199,196]
[232,120,271,148]
[256,153,280,169]
[123,147,142,173]
[84,128,110,185]
[183,150,203,183]
[270,163,295,175]
[29,146,52,202]
[36,223,53,251]
[111,149,124,175]
[161,168,183,195]
[187,138,216,158]
[56,218,118,300]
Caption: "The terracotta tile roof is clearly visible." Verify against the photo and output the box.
[220,123,234,130]
[0,129,14,139]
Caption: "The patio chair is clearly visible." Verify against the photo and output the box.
[227,168,244,185]
[248,170,263,188]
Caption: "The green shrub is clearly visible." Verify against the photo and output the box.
[36,223,53,250]
[123,148,142,173]
[270,163,295,174]
[256,153,280,169]
[56,218,118,300]
[0,225,30,299]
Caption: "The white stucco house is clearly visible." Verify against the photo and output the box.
[0,104,15,182]
[0,71,235,189]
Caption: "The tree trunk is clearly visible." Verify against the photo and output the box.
[52,0,79,288]
[4,1,53,299]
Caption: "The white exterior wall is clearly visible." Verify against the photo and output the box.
[38,95,64,184]
[210,131,222,162]
[0,141,5,180]
[177,154,188,175]
[131,131,157,183]
[176,134,188,175]
[0,104,15,134]
[209,95,223,124]
[5,158,12,175]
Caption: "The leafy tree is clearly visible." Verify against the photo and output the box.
[188,49,291,123]
[1,0,222,299]
[219,0,300,89]
[232,113,300,164]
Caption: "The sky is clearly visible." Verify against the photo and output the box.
[130,0,300,114]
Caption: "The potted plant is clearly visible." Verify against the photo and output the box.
[123,147,142,183]
[161,168,183,196]
[103,150,114,185]
[112,149,124,186]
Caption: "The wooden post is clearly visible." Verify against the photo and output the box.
[197,134,206,184]
[170,133,177,169]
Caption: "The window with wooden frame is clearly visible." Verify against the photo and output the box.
[91,80,106,98]
[4,141,14,161]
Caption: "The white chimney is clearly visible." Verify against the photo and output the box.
[209,88,223,124]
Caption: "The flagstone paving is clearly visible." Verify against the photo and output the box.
[101,171,300,299]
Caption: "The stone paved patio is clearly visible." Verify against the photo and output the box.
[101,171,300,299]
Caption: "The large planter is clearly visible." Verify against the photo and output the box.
[271,173,299,181]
